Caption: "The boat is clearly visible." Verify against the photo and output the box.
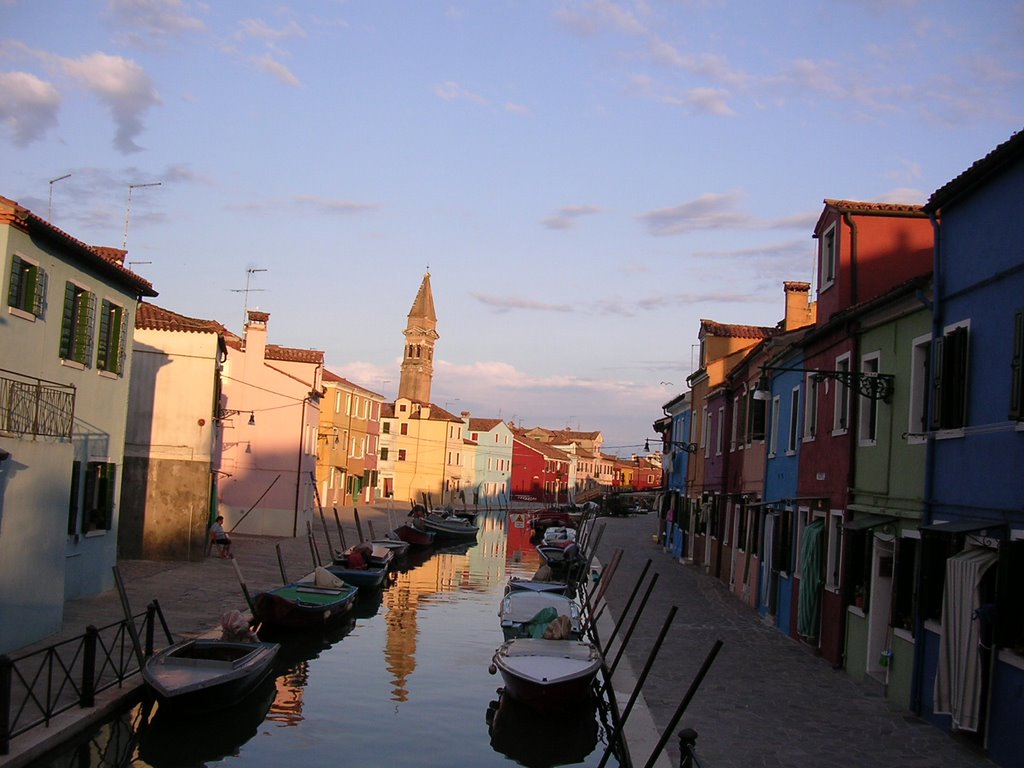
[536,538,581,570]
[505,576,573,596]
[541,526,576,545]
[304,562,388,590]
[392,522,436,548]
[253,571,359,630]
[334,543,395,570]
[486,689,598,766]
[142,638,279,713]
[370,535,410,559]
[498,591,582,640]
[489,638,602,713]
[421,512,479,540]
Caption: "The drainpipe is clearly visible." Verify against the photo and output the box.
[843,211,859,308]
[293,396,306,538]
[910,210,942,714]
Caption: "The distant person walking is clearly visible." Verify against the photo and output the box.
[210,515,232,558]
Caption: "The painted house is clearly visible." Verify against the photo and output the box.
[915,130,1024,766]
[795,199,933,667]
[657,392,692,559]
[386,398,462,506]
[216,310,323,538]
[463,417,513,505]
[119,302,229,561]
[0,196,156,653]
[317,370,385,509]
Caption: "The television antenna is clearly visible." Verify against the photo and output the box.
[230,267,268,326]
[123,181,161,249]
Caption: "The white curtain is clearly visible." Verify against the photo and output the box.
[933,546,998,732]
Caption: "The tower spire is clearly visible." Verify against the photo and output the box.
[398,271,439,403]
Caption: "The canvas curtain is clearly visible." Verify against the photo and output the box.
[797,519,824,638]
[760,514,775,608]
[933,546,999,732]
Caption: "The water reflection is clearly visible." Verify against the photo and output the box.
[486,691,601,768]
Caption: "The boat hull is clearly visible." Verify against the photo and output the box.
[321,563,388,589]
[253,583,358,630]
[422,514,479,540]
[506,577,572,596]
[393,523,435,547]
[143,639,279,713]
[491,639,601,714]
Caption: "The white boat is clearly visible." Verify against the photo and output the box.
[542,526,576,545]
[499,591,582,640]
[489,638,602,713]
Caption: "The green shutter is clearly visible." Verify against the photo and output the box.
[33,267,46,317]
[59,282,76,358]
[6,255,21,307]
[97,300,111,370]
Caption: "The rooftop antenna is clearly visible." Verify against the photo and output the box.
[48,173,71,221]
[230,267,268,326]
[123,181,161,249]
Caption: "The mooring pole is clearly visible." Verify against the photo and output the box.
[276,543,289,585]
[607,573,659,680]
[353,508,365,543]
[333,508,348,551]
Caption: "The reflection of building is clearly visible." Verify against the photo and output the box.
[268,662,310,727]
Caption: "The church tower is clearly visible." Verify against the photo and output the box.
[398,271,438,403]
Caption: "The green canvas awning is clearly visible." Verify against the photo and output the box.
[843,513,897,531]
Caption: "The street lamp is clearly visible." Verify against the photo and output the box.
[645,438,698,454]
[753,364,894,403]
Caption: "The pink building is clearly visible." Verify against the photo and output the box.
[217,310,323,537]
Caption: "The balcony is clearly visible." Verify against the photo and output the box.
[0,368,75,439]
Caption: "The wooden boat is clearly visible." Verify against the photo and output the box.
[505,576,572,596]
[542,526,576,545]
[393,522,436,547]
[489,638,602,713]
[499,591,582,640]
[253,579,358,630]
[421,512,479,540]
[334,543,395,570]
[142,638,279,712]
[536,538,580,568]
[370,536,410,559]
[304,562,388,590]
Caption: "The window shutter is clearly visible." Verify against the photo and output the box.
[34,267,47,317]
[6,255,21,307]
[97,300,111,370]
[60,282,76,358]
[930,336,945,430]
[117,305,128,375]
[1011,310,1023,420]
[82,292,96,365]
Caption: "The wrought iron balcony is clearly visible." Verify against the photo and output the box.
[0,368,75,439]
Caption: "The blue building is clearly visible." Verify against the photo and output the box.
[915,130,1024,766]
[658,391,691,559]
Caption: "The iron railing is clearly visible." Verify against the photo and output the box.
[0,601,170,755]
[0,368,76,439]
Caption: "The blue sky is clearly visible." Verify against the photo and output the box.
[2,1,1022,455]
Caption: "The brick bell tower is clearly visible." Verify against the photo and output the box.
[397,271,439,403]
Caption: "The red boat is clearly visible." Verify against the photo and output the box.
[393,522,435,548]
[489,638,602,713]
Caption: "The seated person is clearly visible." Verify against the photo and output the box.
[210,515,232,558]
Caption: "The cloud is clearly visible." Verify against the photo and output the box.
[0,71,61,146]
[238,18,307,41]
[60,52,161,153]
[469,293,575,313]
[250,53,301,88]
[107,0,206,46]
[663,86,735,116]
[638,193,817,236]
[504,102,530,114]
[875,187,927,204]
[434,80,488,105]
[230,195,380,215]
[541,204,601,230]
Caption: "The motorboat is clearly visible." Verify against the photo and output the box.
[505,576,573,596]
[253,569,359,630]
[421,512,479,540]
[142,638,279,712]
[489,638,602,714]
[392,522,436,547]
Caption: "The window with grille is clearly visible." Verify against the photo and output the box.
[83,461,115,532]
[7,254,46,317]
[96,299,126,374]
[59,282,94,365]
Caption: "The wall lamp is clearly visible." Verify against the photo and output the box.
[219,409,256,426]
[753,365,894,403]
[644,438,699,454]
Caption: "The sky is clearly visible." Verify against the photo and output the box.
[2,1,1022,457]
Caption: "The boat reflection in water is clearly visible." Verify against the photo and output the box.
[138,674,278,767]
[486,689,601,768]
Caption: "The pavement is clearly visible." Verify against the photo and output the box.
[0,506,997,768]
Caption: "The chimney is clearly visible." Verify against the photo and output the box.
[783,282,816,331]
[244,310,269,361]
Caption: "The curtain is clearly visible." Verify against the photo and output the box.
[797,519,825,638]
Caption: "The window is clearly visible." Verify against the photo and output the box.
[7,254,46,317]
[96,299,126,374]
[820,223,837,289]
[83,461,115,533]
[59,282,94,365]
[67,460,81,535]
[832,354,850,434]
[397,449,407,461]
[859,354,880,444]
[716,406,724,455]
[932,323,969,431]
[769,395,781,456]
[803,374,818,440]
[700,406,708,449]
[907,333,931,442]
[400,423,408,435]
[730,395,740,451]
[1010,310,1023,420]
[825,511,842,590]
[382,422,390,434]
[788,387,800,453]
[750,391,766,442]
[335,391,342,413]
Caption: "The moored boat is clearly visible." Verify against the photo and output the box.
[334,543,395,570]
[253,577,358,630]
[393,522,436,547]
[498,591,582,640]
[489,638,602,713]
[421,512,479,540]
[505,576,573,596]
[304,562,388,590]
[142,638,279,712]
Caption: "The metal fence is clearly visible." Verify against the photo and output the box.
[0,601,169,755]
[0,368,75,439]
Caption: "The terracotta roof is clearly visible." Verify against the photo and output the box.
[92,246,127,265]
[0,195,157,297]
[822,199,926,217]
[135,301,231,335]
[783,281,810,292]
[322,368,384,398]
[422,403,461,421]
[468,418,503,431]
[926,130,1024,213]
[514,431,570,461]
[247,310,270,323]
[699,319,777,340]
[265,344,324,364]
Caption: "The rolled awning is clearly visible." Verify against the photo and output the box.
[920,518,1005,535]
[842,513,897,531]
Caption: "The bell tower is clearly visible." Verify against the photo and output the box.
[398,271,439,403]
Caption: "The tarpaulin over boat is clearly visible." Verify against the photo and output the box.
[933,546,998,732]
[797,519,824,638]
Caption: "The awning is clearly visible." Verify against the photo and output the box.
[920,518,1007,535]
[843,513,897,531]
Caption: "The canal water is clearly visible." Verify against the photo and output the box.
[38,511,623,768]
